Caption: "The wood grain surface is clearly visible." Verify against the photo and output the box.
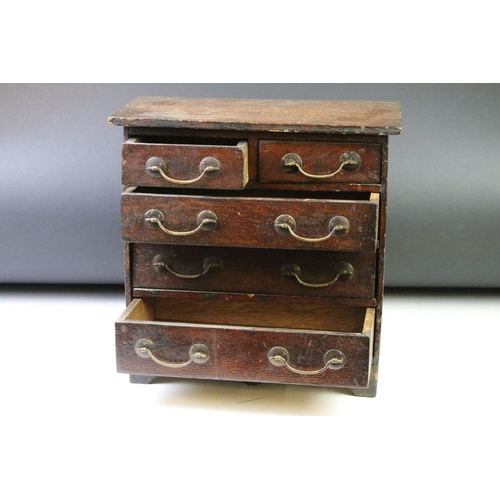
[109,97,402,135]
[131,244,376,299]
[115,298,374,388]
[259,140,381,184]
[122,138,248,189]
[113,96,399,395]
[121,189,379,252]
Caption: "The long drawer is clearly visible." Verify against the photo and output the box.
[132,244,376,299]
[121,188,379,252]
[115,296,374,388]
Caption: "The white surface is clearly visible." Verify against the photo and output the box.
[1,287,499,498]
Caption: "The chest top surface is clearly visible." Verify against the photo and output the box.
[109,97,402,135]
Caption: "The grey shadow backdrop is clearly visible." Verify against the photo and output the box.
[1,83,499,287]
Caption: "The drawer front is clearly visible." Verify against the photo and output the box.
[259,141,381,184]
[122,190,379,252]
[116,298,374,388]
[122,138,248,189]
[116,321,217,380]
[216,324,372,387]
[132,244,376,299]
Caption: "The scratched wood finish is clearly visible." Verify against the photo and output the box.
[109,97,402,135]
[122,138,248,190]
[352,136,389,397]
[259,141,381,184]
[116,298,373,387]
[131,289,378,310]
[112,97,401,396]
[121,189,379,252]
[132,244,376,299]
[127,128,388,144]
[124,243,132,305]
[126,128,387,186]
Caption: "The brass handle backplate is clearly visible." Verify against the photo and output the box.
[274,214,350,242]
[145,156,221,184]
[281,152,361,179]
[135,339,210,368]
[268,347,345,375]
[281,262,354,288]
[144,209,218,236]
[153,254,223,279]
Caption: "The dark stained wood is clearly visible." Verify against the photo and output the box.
[131,244,376,299]
[351,137,389,397]
[121,189,379,252]
[109,97,402,135]
[215,320,372,388]
[122,138,248,190]
[259,141,381,184]
[116,316,217,381]
[245,181,382,193]
[113,97,400,397]
[131,288,377,308]
[127,128,388,144]
[124,243,132,305]
[115,298,374,388]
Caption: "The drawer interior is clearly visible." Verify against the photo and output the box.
[127,136,244,146]
[121,296,374,335]
[130,185,375,201]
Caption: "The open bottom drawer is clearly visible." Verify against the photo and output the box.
[115,296,374,388]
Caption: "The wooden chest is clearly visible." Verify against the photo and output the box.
[109,97,402,397]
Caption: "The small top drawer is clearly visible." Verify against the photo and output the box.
[122,138,248,190]
[259,141,381,184]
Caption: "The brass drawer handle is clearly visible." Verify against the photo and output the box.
[268,347,345,375]
[145,156,220,184]
[144,209,218,236]
[274,214,350,242]
[282,152,361,179]
[281,262,354,288]
[135,339,210,368]
[153,254,223,279]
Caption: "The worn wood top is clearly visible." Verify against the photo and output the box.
[109,97,402,135]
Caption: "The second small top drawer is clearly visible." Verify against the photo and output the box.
[259,141,381,184]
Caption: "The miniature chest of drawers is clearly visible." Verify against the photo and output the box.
[109,97,402,397]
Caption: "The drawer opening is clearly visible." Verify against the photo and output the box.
[127,136,244,147]
[120,296,374,335]
[130,186,374,201]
